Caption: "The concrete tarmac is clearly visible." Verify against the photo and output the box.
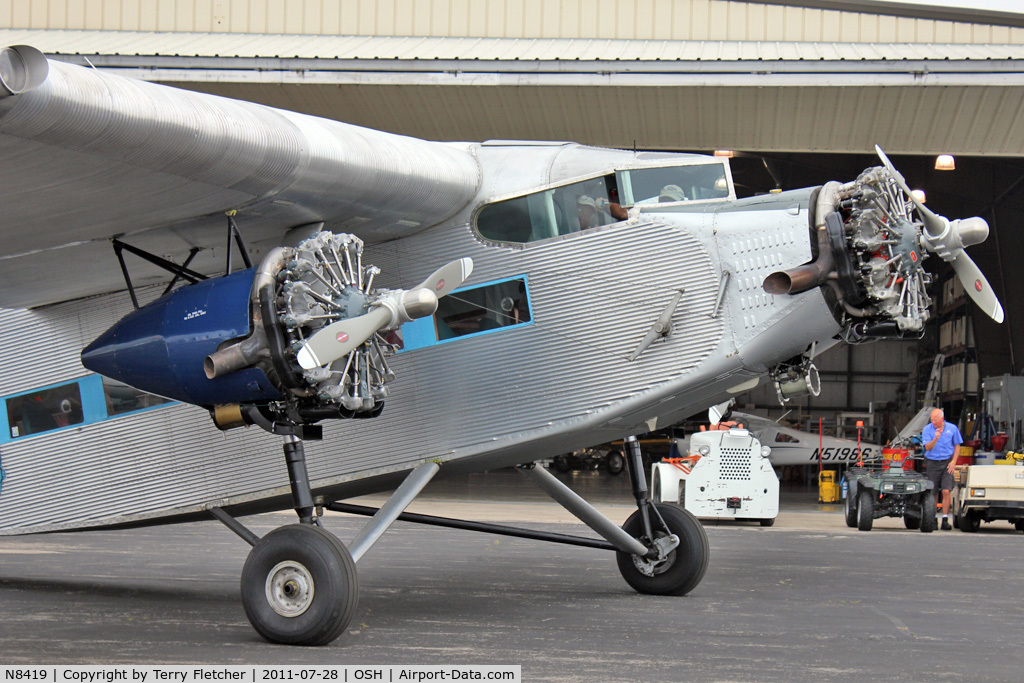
[1,470,1022,681]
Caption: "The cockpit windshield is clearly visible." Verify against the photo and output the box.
[475,159,733,245]
[616,161,731,206]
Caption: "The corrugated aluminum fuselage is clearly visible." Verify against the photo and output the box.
[0,144,839,535]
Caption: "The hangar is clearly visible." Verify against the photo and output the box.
[2,0,1023,448]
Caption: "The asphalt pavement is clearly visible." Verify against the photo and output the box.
[1,471,1022,681]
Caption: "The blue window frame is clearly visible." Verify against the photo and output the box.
[1,375,174,445]
[399,276,533,352]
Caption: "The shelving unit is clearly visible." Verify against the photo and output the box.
[934,273,979,427]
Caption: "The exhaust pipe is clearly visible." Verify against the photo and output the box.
[0,45,49,97]
[763,181,841,296]
[204,248,289,379]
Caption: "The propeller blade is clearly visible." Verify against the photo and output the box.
[950,252,1005,324]
[876,145,1004,324]
[874,145,948,239]
[297,258,474,369]
[414,258,474,298]
[296,306,392,370]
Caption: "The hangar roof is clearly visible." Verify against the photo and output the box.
[5,29,1024,156]
[6,28,1024,63]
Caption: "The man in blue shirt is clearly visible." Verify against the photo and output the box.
[921,408,962,530]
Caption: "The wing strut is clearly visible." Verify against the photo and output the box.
[112,239,208,309]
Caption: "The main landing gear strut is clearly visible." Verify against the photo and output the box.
[209,431,710,646]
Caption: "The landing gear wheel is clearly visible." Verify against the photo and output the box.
[759,518,775,527]
[1015,520,1024,532]
[605,450,625,476]
[919,490,937,533]
[553,455,571,473]
[616,504,709,596]
[241,524,358,646]
[844,485,858,528]
[857,489,874,531]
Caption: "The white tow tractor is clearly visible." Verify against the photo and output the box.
[650,420,780,526]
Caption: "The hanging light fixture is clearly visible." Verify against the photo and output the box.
[714,150,734,158]
[935,154,955,171]
[911,189,926,203]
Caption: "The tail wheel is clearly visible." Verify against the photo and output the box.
[857,489,874,531]
[919,490,937,533]
[616,504,709,596]
[241,524,358,646]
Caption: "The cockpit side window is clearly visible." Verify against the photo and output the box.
[477,174,625,244]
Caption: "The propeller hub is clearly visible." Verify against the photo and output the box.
[401,288,440,320]
[956,216,989,248]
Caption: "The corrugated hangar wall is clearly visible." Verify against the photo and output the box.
[3,0,1024,43]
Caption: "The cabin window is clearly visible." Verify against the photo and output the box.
[5,382,84,439]
[774,432,799,443]
[102,377,172,417]
[615,162,731,206]
[435,278,532,340]
[476,175,624,244]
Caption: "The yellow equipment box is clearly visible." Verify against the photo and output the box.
[819,470,841,503]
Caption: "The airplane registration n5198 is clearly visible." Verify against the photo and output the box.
[0,45,1004,645]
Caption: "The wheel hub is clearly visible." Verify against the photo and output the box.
[266,560,315,617]
[632,533,680,577]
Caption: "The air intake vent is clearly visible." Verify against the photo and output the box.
[720,448,752,480]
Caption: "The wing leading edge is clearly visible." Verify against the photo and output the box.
[0,45,481,309]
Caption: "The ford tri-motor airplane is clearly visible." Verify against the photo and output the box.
[0,44,1004,645]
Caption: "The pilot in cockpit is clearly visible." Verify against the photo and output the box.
[577,194,627,229]
[658,184,687,202]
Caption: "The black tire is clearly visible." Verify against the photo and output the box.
[553,455,571,473]
[759,518,775,527]
[857,488,874,531]
[904,511,921,530]
[919,491,937,533]
[241,524,358,646]
[616,504,709,596]
[605,451,625,476]
[844,485,858,528]
[960,510,981,533]
[1015,519,1024,532]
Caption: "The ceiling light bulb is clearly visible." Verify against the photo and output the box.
[935,154,955,171]
[911,189,926,203]
[714,150,734,158]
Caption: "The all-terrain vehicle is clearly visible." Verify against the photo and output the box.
[843,452,937,532]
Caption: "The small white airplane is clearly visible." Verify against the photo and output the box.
[729,411,879,465]
[0,44,1004,645]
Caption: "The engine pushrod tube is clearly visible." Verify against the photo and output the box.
[325,503,616,551]
[347,462,440,563]
[519,466,648,556]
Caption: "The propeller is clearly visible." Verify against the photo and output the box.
[296,258,473,370]
[875,145,1004,323]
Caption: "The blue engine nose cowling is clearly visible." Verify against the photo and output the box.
[81,268,283,406]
